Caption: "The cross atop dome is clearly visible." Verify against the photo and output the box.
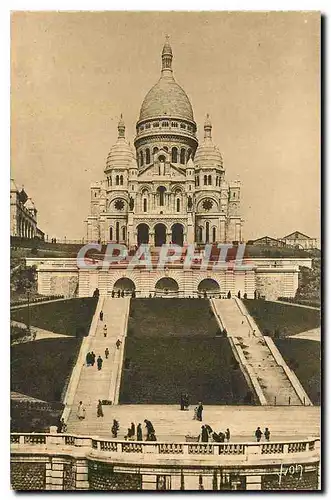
[204,113,212,139]
[118,114,125,138]
[161,35,173,75]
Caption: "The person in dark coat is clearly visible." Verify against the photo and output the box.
[184,393,189,410]
[116,339,122,349]
[99,310,104,321]
[105,347,109,359]
[196,402,203,421]
[205,424,213,435]
[86,352,91,366]
[144,419,155,440]
[212,431,221,442]
[111,419,119,438]
[219,432,225,443]
[255,427,262,442]
[264,428,270,441]
[97,355,103,371]
[180,393,185,411]
[137,423,143,441]
[90,352,96,366]
[148,431,157,441]
[130,422,135,438]
[97,399,103,418]
[201,426,209,443]
[225,428,230,442]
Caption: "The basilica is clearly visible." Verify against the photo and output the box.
[86,38,243,247]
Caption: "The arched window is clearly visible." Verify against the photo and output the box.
[120,175,123,185]
[157,186,166,206]
[146,148,150,164]
[109,227,113,241]
[116,175,119,186]
[172,147,178,163]
[180,148,186,164]
[212,227,216,243]
[143,198,147,212]
[176,198,180,212]
[208,175,212,185]
[206,221,210,243]
[122,226,126,241]
[153,147,159,155]
[204,175,207,185]
[116,222,120,243]
[140,151,144,167]
[198,226,203,242]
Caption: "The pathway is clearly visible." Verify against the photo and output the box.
[66,297,130,433]
[212,299,303,405]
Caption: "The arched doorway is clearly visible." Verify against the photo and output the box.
[113,278,136,295]
[197,278,220,297]
[154,223,166,246]
[137,223,149,245]
[155,277,179,297]
[171,223,184,246]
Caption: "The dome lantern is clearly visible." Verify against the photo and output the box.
[161,35,173,76]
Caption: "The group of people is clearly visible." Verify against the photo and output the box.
[199,425,231,443]
[110,418,156,441]
[255,427,271,442]
[85,351,103,370]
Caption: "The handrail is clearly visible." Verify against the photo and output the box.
[112,298,130,404]
[10,432,320,458]
[264,336,313,406]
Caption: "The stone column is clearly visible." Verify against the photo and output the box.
[75,459,89,490]
[246,475,262,490]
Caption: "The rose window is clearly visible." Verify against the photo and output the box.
[202,199,213,211]
[114,199,125,211]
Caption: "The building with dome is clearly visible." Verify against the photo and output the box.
[85,38,243,247]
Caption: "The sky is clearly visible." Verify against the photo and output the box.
[10,11,320,241]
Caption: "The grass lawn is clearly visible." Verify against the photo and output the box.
[120,299,252,404]
[120,337,251,404]
[275,339,321,405]
[128,298,220,337]
[11,337,82,402]
[243,299,320,337]
[11,297,97,336]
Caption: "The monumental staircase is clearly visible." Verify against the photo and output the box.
[65,297,130,434]
[211,298,312,406]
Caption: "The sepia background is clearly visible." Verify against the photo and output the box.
[11,11,320,242]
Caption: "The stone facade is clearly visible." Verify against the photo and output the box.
[10,179,44,239]
[85,39,243,246]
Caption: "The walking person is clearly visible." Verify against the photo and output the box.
[105,347,109,359]
[97,399,104,418]
[144,419,155,440]
[86,352,91,366]
[264,427,270,442]
[111,419,119,438]
[137,423,143,441]
[103,324,108,337]
[255,426,262,442]
[180,393,185,411]
[196,402,203,422]
[130,422,135,438]
[116,339,122,349]
[99,310,104,321]
[193,406,198,420]
[77,401,86,420]
[225,428,230,442]
[200,425,209,443]
[97,355,103,371]
[90,351,96,366]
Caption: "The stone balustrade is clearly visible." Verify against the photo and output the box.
[11,432,319,461]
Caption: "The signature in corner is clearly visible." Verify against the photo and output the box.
[277,463,303,485]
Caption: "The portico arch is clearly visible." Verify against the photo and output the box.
[171,223,184,246]
[155,277,179,297]
[197,278,220,297]
[113,278,136,295]
[137,223,149,245]
[154,223,167,246]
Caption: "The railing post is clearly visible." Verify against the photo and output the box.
[19,435,24,445]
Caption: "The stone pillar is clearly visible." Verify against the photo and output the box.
[246,475,262,490]
[75,459,89,490]
[45,458,64,491]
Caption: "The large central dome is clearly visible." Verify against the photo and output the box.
[138,38,194,123]
[139,76,194,122]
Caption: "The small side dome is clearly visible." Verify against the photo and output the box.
[105,115,135,171]
[194,114,223,168]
